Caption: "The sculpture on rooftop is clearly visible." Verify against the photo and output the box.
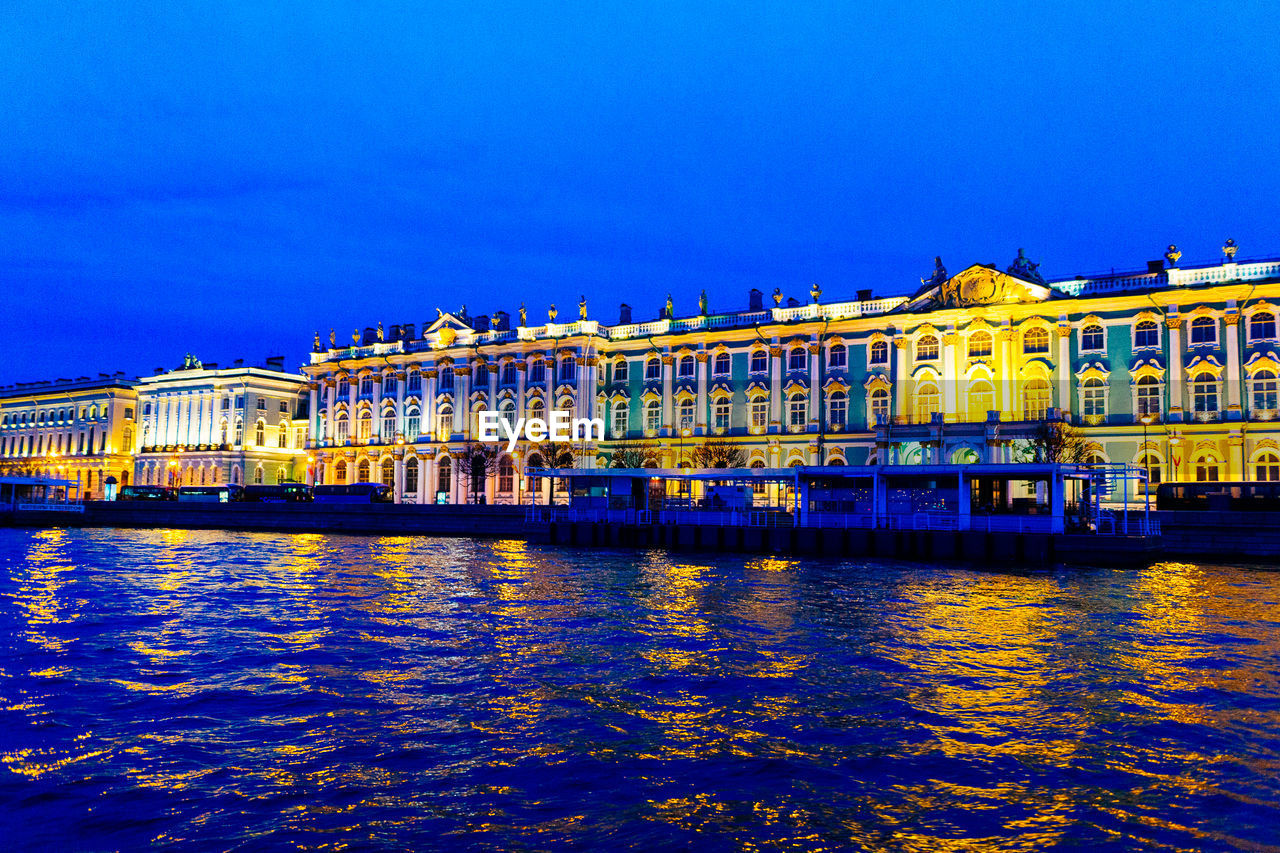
[329,328,336,348]
[377,321,384,342]
[698,290,708,315]
[665,293,674,319]
[921,256,948,288]
[810,282,822,303]
[579,295,588,320]
[352,329,360,345]
[549,303,558,322]
[1223,238,1238,260]
[772,287,783,307]
[519,302,527,326]
[1006,248,1045,283]
[1165,245,1182,266]
[313,331,322,352]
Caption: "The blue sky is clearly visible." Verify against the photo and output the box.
[1,1,1277,382]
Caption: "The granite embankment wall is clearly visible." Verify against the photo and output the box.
[4,502,525,538]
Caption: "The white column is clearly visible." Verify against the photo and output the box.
[661,354,674,435]
[325,381,336,442]
[453,366,468,438]
[347,374,357,431]
[942,333,958,422]
[1056,324,1071,417]
[695,352,708,433]
[372,373,384,442]
[424,368,438,440]
[1225,314,1242,418]
[545,353,555,412]
[997,330,1013,416]
[516,360,528,416]
[393,454,404,502]
[808,344,820,426]
[309,384,320,446]
[488,362,499,418]
[769,345,783,432]
[1167,318,1185,421]
[394,372,406,437]
[894,338,909,421]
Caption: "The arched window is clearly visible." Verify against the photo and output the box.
[612,401,628,437]
[749,397,768,431]
[967,331,992,358]
[278,422,289,448]
[334,414,348,443]
[527,360,544,384]
[498,400,516,431]
[357,459,371,482]
[788,392,807,429]
[1023,379,1051,420]
[1136,375,1161,418]
[1134,319,1159,349]
[750,349,769,373]
[869,388,889,427]
[1023,327,1049,354]
[613,358,629,383]
[438,369,454,392]
[914,383,939,422]
[359,376,373,396]
[276,467,287,485]
[381,458,395,487]
[828,391,847,427]
[405,406,421,441]
[1192,375,1219,418]
[358,412,372,442]
[500,362,516,385]
[645,356,662,380]
[438,457,452,497]
[498,456,514,493]
[1082,377,1106,419]
[234,418,244,446]
[405,457,419,494]
[967,381,993,421]
[253,465,264,485]
[915,335,939,362]
[788,347,807,371]
[436,405,453,441]
[1256,452,1280,482]
[1194,454,1220,482]
[474,363,488,385]
[644,399,661,434]
[381,409,396,441]
[870,340,888,365]
[122,426,133,450]
[334,460,348,484]
[678,355,695,378]
[527,398,545,422]
[1250,312,1277,342]
[1081,324,1104,351]
[1252,369,1278,414]
[828,343,846,368]
[559,357,576,383]
[1138,454,1163,492]
[713,397,730,431]
[714,352,731,375]
[677,398,694,429]
[407,369,422,392]
[1190,316,1217,345]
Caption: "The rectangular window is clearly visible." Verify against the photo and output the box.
[1193,380,1218,416]
[714,400,730,431]
[359,378,373,396]
[750,399,768,430]
[529,362,546,383]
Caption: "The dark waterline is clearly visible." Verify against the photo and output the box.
[2,528,1279,851]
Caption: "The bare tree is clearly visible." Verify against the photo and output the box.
[692,439,748,469]
[455,441,501,504]
[1016,420,1090,464]
[527,440,578,504]
[606,440,656,469]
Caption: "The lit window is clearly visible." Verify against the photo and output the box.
[915,336,939,362]
[678,398,694,429]
[1136,375,1161,418]
[614,359,629,383]
[967,382,993,421]
[1023,327,1049,354]
[405,407,421,441]
[1081,324,1104,351]
[1082,378,1106,419]
[967,332,992,358]
[358,413,372,441]
[1190,316,1217,346]
[788,392,807,429]
[357,460,371,482]
[828,391,846,427]
[382,410,396,440]
[1134,320,1159,349]
[612,401,628,437]
[1252,370,1278,413]
[381,458,395,487]
[750,398,768,431]
[498,456,514,492]
[713,399,730,431]
[914,383,939,422]
[644,400,661,433]
[1255,452,1280,482]
[869,389,889,427]
[1193,377,1219,417]
[645,357,662,381]
[1023,379,1051,420]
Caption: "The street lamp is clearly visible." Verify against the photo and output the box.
[1139,412,1154,508]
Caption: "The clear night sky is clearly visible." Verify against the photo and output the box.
[2,1,1277,383]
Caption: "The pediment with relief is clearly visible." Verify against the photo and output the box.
[424,312,473,348]
[908,263,1054,311]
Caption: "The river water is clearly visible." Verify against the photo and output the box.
[1,528,1278,851]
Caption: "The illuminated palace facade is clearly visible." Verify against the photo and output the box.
[0,374,139,498]
[132,357,310,488]
[303,249,1280,504]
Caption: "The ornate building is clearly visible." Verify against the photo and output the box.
[0,374,138,498]
[132,356,311,488]
[302,246,1280,503]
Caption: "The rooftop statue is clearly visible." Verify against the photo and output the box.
[1165,245,1182,266]
[329,328,336,347]
[549,303,558,322]
[519,302,527,327]
[313,331,322,352]
[1006,248,1045,284]
[698,289,708,315]
[377,321,384,342]
[772,287,783,307]
[810,282,822,303]
[352,329,360,345]
[579,295,588,320]
[665,293,674,319]
[920,256,947,288]
[1223,238,1238,260]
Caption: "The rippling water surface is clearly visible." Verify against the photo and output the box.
[2,528,1280,850]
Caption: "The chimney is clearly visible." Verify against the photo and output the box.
[474,314,490,332]
[493,311,509,331]
[1147,259,1165,274]
[362,327,376,345]
[266,356,285,370]
[619,303,632,324]
[205,362,218,370]
[786,297,800,307]
[402,323,415,340]
[748,288,763,311]
[234,359,244,367]
[857,289,872,302]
